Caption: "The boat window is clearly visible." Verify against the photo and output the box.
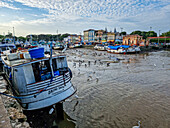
[32,62,41,82]
[32,60,52,82]
[39,60,51,81]
[52,59,57,71]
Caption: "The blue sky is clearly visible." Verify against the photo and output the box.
[0,0,170,36]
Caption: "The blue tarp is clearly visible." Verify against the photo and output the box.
[108,45,130,50]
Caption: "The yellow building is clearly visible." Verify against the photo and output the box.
[107,32,115,43]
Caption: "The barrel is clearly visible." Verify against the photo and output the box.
[28,47,44,59]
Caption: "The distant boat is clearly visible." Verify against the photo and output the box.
[107,45,128,54]
[126,45,141,54]
[74,42,83,48]
[53,42,64,50]
[94,44,107,51]
[69,44,75,49]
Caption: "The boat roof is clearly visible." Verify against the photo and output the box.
[0,44,16,48]
[1,54,66,67]
[108,45,130,50]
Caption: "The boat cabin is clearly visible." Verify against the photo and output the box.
[1,51,75,110]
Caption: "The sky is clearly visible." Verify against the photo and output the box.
[0,0,170,37]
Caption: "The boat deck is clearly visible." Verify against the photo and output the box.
[1,54,65,67]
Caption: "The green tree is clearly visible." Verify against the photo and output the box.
[18,36,27,41]
[130,30,157,39]
[121,31,126,35]
[160,31,170,37]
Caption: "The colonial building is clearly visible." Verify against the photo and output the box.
[83,29,95,43]
[123,34,145,46]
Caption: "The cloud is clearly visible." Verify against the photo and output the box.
[0,0,170,36]
[0,1,19,10]
[12,0,167,16]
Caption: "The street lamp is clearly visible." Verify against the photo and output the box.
[56,30,58,42]
[13,27,15,44]
[150,27,152,31]
[158,30,161,45]
[120,27,123,44]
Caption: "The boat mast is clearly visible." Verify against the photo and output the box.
[50,39,54,77]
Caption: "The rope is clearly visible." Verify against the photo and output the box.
[0,76,53,99]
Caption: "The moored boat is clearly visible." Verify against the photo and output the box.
[1,47,76,110]
[107,45,127,54]
[126,45,141,54]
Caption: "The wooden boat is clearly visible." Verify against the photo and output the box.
[1,47,76,110]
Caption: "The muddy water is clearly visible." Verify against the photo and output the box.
[63,49,170,128]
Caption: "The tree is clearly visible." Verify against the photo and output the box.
[121,31,126,35]
[0,35,4,39]
[130,30,157,39]
[18,36,27,41]
[160,31,170,37]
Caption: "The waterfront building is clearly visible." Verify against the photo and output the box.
[83,29,95,44]
[68,34,79,44]
[123,34,145,46]
[83,30,89,43]
[107,32,115,44]
[95,30,105,43]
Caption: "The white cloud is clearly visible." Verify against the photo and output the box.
[0,1,19,10]
[0,0,170,36]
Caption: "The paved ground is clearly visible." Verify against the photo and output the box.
[0,75,11,128]
[0,96,11,128]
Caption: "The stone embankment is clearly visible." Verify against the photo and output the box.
[0,76,30,128]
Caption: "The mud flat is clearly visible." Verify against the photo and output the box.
[64,48,170,128]
[0,48,170,128]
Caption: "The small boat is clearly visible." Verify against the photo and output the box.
[53,43,64,50]
[1,47,76,110]
[0,44,16,71]
[74,42,83,48]
[69,44,75,49]
[107,45,128,54]
[126,45,141,54]
[94,44,107,51]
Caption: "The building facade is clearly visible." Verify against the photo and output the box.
[83,30,89,43]
[123,34,144,46]
[83,29,95,43]
[107,32,115,43]
[68,34,79,44]
[95,30,104,43]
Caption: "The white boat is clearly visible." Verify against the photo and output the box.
[1,48,76,110]
[0,44,16,71]
[53,44,64,50]
[94,44,107,51]
[74,43,82,48]
[107,45,127,54]
[126,45,141,54]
